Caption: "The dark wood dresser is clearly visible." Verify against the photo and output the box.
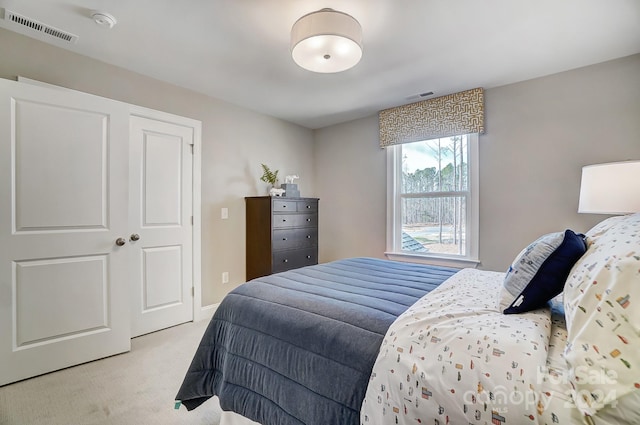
[245,196,319,280]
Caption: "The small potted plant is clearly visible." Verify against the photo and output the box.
[260,164,283,196]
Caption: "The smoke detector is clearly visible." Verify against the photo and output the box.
[91,11,117,29]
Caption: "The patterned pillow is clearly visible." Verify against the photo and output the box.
[501,229,587,314]
[563,213,640,416]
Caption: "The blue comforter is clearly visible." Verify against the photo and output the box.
[175,257,458,425]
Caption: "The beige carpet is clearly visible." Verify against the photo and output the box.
[0,319,222,425]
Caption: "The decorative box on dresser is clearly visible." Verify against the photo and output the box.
[245,196,319,280]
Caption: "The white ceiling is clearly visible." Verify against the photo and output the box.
[1,0,639,129]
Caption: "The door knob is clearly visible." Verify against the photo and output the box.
[130,233,140,241]
[115,237,126,246]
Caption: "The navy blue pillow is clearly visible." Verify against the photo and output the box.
[503,229,587,314]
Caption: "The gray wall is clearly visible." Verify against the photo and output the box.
[315,54,640,272]
[0,28,316,305]
[314,115,386,261]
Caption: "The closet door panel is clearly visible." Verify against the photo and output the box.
[14,101,107,230]
[0,78,131,386]
[129,115,194,337]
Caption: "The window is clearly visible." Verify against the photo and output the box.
[386,134,479,267]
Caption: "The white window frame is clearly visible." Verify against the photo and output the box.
[385,134,480,268]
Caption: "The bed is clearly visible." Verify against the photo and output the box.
[176,213,640,425]
[175,257,459,424]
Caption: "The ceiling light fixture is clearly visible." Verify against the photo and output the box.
[290,8,362,73]
[91,11,117,29]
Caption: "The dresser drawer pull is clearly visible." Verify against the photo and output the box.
[282,219,287,222]
[306,255,311,259]
[282,238,287,241]
[306,235,311,239]
[283,259,288,263]
[306,218,311,222]
[306,205,311,209]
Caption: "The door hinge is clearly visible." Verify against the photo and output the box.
[191,287,195,297]
[190,144,194,154]
[191,216,194,225]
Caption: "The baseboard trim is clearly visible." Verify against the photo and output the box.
[197,303,219,321]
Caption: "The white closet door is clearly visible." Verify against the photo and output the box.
[0,79,131,385]
[129,115,194,337]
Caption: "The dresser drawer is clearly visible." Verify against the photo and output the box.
[272,228,318,250]
[272,200,298,212]
[297,201,318,212]
[272,247,318,273]
[272,213,317,229]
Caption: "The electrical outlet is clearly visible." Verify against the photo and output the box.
[222,272,229,284]
[221,207,228,219]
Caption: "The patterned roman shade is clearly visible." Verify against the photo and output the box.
[379,87,485,147]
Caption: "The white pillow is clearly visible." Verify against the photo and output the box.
[584,215,626,243]
[563,213,640,416]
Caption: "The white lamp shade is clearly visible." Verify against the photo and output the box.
[291,9,362,73]
[578,160,640,214]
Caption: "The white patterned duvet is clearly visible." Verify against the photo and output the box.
[360,268,581,425]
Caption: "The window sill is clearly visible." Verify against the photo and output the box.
[385,251,480,269]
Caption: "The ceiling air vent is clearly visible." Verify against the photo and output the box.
[2,9,79,43]
[406,91,435,102]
